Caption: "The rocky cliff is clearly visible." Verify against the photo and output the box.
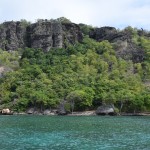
[0,20,83,52]
[0,20,146,63]
[89,27,144,63]
[0,21,26,51]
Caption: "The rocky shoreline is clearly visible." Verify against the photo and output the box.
[1,110,150,116]
[1,107,150,116]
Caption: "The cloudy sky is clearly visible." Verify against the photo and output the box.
[0,0,150,29]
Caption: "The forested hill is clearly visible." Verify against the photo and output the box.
[0,17,150,114]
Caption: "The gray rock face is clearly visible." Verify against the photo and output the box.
[43,109,55,115]
[27,21,63,52]
[96,104,115,115]
[26,108,34,114]
[43,109,51,115]
[62,23,83,47]
[0,21,26,51]
[89,27,144,63]
[0,21,83,52]
[89,27,118,42]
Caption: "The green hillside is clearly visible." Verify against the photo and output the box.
[0,22,150,114]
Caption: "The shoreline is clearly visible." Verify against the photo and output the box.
[1,111,150,116]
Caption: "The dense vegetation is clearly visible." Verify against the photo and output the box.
[0,26,150,113]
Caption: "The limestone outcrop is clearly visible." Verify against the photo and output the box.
[0,21,26,51]
[0,20,145,62]
[0,20,83,52]
[96,105,116,115]
[89,27,144,63]
[1,108,13,115]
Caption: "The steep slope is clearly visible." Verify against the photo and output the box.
[0,19,150,114]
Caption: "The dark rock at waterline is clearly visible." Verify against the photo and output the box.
[26,108,57,115]
[26,108,43,115]
[0,108,13,115]
[96,105,116,115]
[43,109,55,115]
[43,109,51,115]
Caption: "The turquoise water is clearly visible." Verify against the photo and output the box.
[0,116,150,150]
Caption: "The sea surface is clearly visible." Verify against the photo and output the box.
[0,115,150,150]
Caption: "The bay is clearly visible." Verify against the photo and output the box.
[0,115,150,150]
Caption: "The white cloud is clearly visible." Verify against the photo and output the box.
[0,0,150,29]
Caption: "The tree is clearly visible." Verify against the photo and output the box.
[20,19,31,27]
[79,23,93,36]
[116,89,135,113]
[66,87,94,112]
[56,17,71,23]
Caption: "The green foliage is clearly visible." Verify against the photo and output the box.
[79,24,93,36]
[20,19,31,27]
[66,87,94,111]
[56,17,72,23]
[0,35,150,113]
[138,37,150,62]
[0,49,19,69]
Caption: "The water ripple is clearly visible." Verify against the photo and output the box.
[0,116,150,150]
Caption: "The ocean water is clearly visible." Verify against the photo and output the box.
[0,115,150,150]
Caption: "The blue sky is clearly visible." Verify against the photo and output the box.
[0,0,150,29]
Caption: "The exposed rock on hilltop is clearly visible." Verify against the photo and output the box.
[0,21,26,51]
[0,19,147,63]
[62,23,83,47]
[89,27,144,63]
[26,21,63,52]
[89,27,119,42]
[0,20,83,51]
